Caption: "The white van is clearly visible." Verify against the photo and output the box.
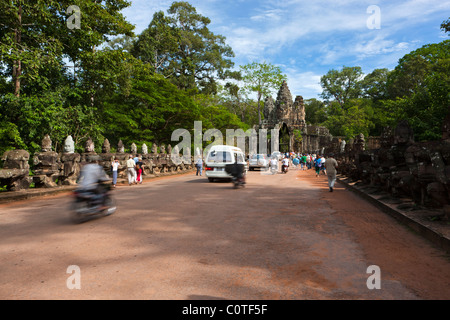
[204,145,247,182]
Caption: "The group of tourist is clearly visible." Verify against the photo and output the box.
[109,155,145,187]
[284,152,339,192]
[286,153,324,174]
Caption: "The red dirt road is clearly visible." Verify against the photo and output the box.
[0,168,449,300]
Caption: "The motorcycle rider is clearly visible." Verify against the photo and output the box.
[281,156,289,173]
[225,157,246,186]
[77,156,111,209]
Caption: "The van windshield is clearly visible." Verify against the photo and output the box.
[207,151,232,163]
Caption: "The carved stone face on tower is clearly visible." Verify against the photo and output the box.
[294,96,306,123]
[64,135,75,154]
[263,96,275,122]
[275,81,293,121]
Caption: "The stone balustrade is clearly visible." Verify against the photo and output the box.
[0,136,194,191]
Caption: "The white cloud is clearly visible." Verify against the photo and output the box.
[120,0,450,99]
[284,70,323,100]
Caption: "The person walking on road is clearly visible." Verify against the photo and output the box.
[325,153,338,192]
[133,154,139,183]
[126,155,136,186]
[195,157,203,176]
[136,157,144,184]
[314,156,322,177]
[111,157,120,187]
[320,155,326,175]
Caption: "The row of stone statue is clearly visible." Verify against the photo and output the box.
[0,135,194,191]
[329,119,450,219]
[64,135,175,155]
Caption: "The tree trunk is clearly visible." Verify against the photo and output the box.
[257,91,262,125]
[13,5,22,97]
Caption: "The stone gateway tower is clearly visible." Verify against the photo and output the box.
[256,81,331,154]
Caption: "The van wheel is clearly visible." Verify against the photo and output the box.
[208,178,214,182]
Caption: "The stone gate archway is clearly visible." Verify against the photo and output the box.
[279,123,290,153]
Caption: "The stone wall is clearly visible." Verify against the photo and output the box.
[331,118,450,219]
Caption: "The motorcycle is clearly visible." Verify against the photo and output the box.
[70,183,117,223]
[231,176,246,189]
[225,163,246,189]
[281,164,289,174]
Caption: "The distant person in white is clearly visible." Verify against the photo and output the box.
[324,154,338,192]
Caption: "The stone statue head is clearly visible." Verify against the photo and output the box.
[63,135,75,154]
[340,140,346,153]
[102,138,110,154]
[85,137,95,153]
[142,143,148,155]
[394,120,414,146]
[131,143,137,154]
[117,140,125,153]
[380,126,394,149]
[41,134,52,152]
[151,143,158,154]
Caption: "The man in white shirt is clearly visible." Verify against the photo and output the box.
[126,155,136,186]
[325,153,339,192]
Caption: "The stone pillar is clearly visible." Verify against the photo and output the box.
[0,150,32,191]
[60,135,81,186]
[32,135,59,188]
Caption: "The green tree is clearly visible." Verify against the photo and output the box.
[101,71,203,147]
[322,100,373,140]
[441,17,450,34]
[361,68,390,101]
[304,98,328,125]
[0,0,135,154]
[384,40,450,141]
[239,61,287,124]
[0,0,134,97]
[131,11,180,76]
[132,1,236,94]
[320,66,364,107]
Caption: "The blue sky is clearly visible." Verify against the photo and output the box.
[122,0,449,100]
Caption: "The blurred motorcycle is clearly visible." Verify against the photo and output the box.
[225,162,246,189]
[70,183,116,223]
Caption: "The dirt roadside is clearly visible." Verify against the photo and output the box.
[299,169,450,300]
